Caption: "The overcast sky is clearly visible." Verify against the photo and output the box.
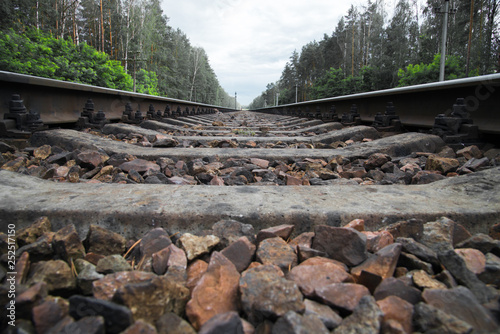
[161,0,362,106]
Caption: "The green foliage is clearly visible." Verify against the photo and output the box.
[0,29,133,91]
[397,54,477,87]
[135,69,159,95]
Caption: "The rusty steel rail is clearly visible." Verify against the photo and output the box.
[0,71,236,125]
[254,73,500,135]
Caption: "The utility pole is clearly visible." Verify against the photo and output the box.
[276,92,279,106]
[235,92,237,110]
[295,84,298,103]
[436,0,456,81]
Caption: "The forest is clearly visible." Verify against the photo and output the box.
[0,0,240,108]
[248,0,499,109]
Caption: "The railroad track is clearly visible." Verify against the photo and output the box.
[1,83,500,332]
[0,71,499,235]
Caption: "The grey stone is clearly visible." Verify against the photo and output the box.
[211,219,256,249]
[69,295,133,334]
[312,225,368,266]
[304,299,342,330]
[332,296,383,334]
[438,250,493,304]
[479,253,500,286]
[155,312,196,334]
[61,316,105,334]
[456,233,500,255]
[198,311,244,334]
[373,277,422,305]
[396,237,439,267]
[422,286,498,332]
[96,254,131,274]
[272,311,329,334]
[413,302,473,334]
[74,259,104,295]
[240,264,304,325]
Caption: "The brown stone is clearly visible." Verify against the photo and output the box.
[256,237,297,273]
[15,234,54,262]
[15,251,30,285]
[355,270,383,294]
[455,248,486,274]
[34,145,52,159]
[15,282,48,318]
[84,252,105,265]
[121,320,158,334]
[156,312,196,334]
[16,216,51,247]
[85,225,126,256]
[411,170,446,184]
[286,174,303,185]
[77,150,109,168]
[373,277,422,305]
[489,222,500,240]
[411,269,447,290]
[139,227,172,259]
[178,233,219,261]
[363,230,394,253]
[287,257,353,297]
[344,219,365,232]
[54,165,70,178]
[27,260,76,293]
[186,252,240,330]
[383,219,424,241]
[376,296,413,334]
[33,299,69,334]
[456,145,483,160]
[425,155,459,173]
[256,224,295,244]
[315,283,370,313]
[119,158,160,173]
[312,225,368,266]
[152,244,187,275]
[209,175,225,185]
[113,276,189,324]
[221,236,256,273]
[250,158,269,169]
[1,156,26,171]
[296,246,327,262]
[52,224,86,262]
[364,153,390,170]
[186,259,208,292]
[351,243,402,281]
[93,271,157,300]
[288,232,314,252]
